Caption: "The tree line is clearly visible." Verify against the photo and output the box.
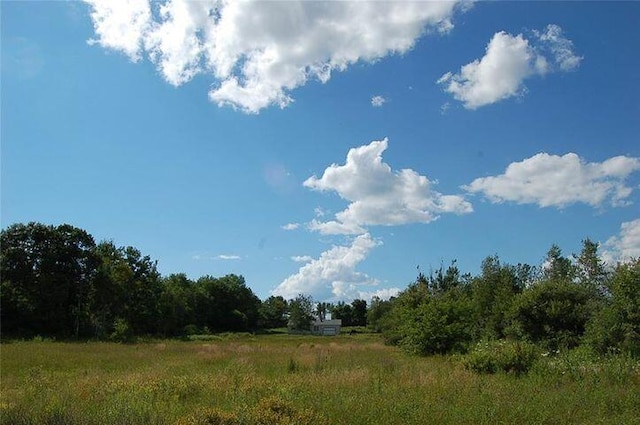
[1,222,638,358]
[0,222,367,340]
[367,242,639,358]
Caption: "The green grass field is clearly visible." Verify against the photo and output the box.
[1,334,639,424]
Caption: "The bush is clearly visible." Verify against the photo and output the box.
[464,340,538,375]
[110,318,134,343]
[585,259,640,357]
[398,292,475,355]
[508,280,593,351]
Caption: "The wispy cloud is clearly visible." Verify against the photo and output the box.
[84,0,467,113]
[314,207,328,217]
[464,153,640,208]
[371,95,386,107]
[193,253,243,261]
[281,223,300,231]
[438,24,582,109]
[291,255,313,263]
[217,254,242,260]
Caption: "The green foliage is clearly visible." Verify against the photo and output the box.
[94,242,163,336]
[471,256,526,340]
[543,244,576,283]
[350,299,368,326]
[1,222,264,340]
[463,340,538,375]
[533,345,640,386]
[398,291,475,355]
[367,296,393,332]
[330,301,353,326]
[259,296,288,328]
[508,279,594,351]
[196,274,261,332]
[574,238,608,293]
[1,222,98,338]
[110,318,134,343]
[287,294,314,331]
[586,259,640,357]
[379,269,473,354]
[158,274,198,336]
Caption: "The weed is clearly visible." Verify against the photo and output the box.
[286,357,299,374]
[174,408,240,425]
[463,340,538,375]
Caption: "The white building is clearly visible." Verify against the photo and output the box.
[311,319,342,336]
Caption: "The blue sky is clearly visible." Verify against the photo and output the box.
[2,1,639,302]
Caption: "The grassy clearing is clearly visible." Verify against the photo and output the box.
[1,334,639,424]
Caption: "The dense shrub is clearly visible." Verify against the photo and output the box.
[508,280,593,351]
[397,292,475,355]
[585,259,640,357]
[110,318,134,343]
[464,340,538,375]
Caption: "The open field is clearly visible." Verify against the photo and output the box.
[1,334,639,425]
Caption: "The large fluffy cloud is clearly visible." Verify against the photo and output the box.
[304,138,472,235]
[84,0,466,113]
[438,24,582,109]
[602,219,640,265]
[464,153,640,208]
[272,233,397,301]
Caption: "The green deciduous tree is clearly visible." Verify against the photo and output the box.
[508,279,593,351]
[471,256,526,340]
[330,301,353,326]
[197,274,261,332]
[259,296,288,329]
[1,222,98,338]
[397,290,475,355]
[586,258,640,357]
[287,294,314,331]
[351,299,367,327]
[158,273,198,336]
[379,267,474,355]
[367,296,393,333]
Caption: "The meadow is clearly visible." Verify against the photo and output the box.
[1,333,639,425]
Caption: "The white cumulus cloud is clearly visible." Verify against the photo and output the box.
[464,153,640,208]
[304,138,473,235]
[602,219,640,265]
[438,24,582,109]
[85,0,152,62]
[84,0,466,113]
[272,233,385,301]
[281,223,300,231]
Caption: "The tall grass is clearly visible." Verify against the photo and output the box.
[1,334,638,424]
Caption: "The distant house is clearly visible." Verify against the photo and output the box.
[311,319,342,336]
